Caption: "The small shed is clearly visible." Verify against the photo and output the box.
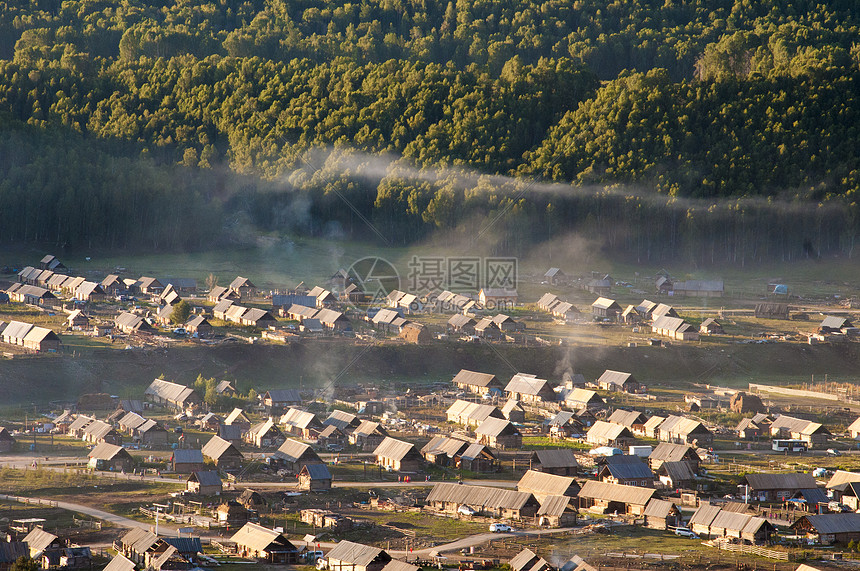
[187,471,223,495]
[299,463,333,491]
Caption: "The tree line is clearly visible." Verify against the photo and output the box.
[0,0,859,262]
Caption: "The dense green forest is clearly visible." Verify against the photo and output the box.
[1,0,859,262]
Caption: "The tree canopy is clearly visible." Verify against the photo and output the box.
[1,0,859,263]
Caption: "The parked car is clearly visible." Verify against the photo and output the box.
[827,448,841,456]
[305,551,324,563]
[173,327,187,335]
[489,523,512,533]
[458,505,477,516]
[674,528,698,539]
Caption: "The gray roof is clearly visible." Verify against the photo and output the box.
[274,439,320,464]
[145,379,198,406]
[518,470,578,496]
[826,470,860,489]
[820,316,850,329]
[301,463,332,480]
[577,481,654,506]
[265,389,302,403]
[173,449,204,464]
[591,297,620,310]
[745,472,817,491]
[190,471,222,487]
[230,522,296,553]
[353,420,386,437]
[381,561,420,571]
[794,488,829,505]
[659,461,696,483]
[505,374,552,397]
[643,498,677,518]
[202,435,243,461]
[24,528,58,553]
[607,410,646,427]
[326,541,390,567]
[510,549,540,571]
[280,409,320,429]
[426,482,536,511]
[103,555,136,571]
[596,370,636,388]
[460,443,495,461]
[373,437,418,461]
[162,537,203,555]
[532,449,579,469]
[475,417,520,438]
[587,421,633,441]
[794,513,860,535]
[689,503,722,527]
[537,495,573,516]
[421,436,470,458]
[324,410,359,430]
[600,459,654,480]
[649,442,697,463]
[88,442,126,461]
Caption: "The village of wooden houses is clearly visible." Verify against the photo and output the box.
[3,255,860,571]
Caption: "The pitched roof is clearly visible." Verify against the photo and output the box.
[326,541,389,567]
[23,528,58,553]
[421,436,470,458]
[426,482,536,510]
[643,498,677,518]
[537,495,573,516]
[591,297,619,310]
[190,471,222,487]
[145,379,197,405]
[745,472,817,491]
[273,439,319,463]
[793,513,860,535]
[600,459,654,480]
[103,555,136,571]
[505,374,552,396]
[230,522,295,553]
[518,470,577,496]
[173,449,204,464]
[475,417,520,438]
[689,503,722,528]
[578,481,655,505]
[381,562,419,571]
[446,400,503,423]
[460,443,495,461]
[202,435,243,461]
[224,408,251,425]
[88,442,125,461]
[353,420,386,437]
[587,421,633,441]
[597,370,635,387]
[265,389,302,403]
[373,437,417,461]
[280,408,320,429]
[324,410,359,430]
[452,369,499,387]
[301,463,332,480]
[607,410,646,427]
[532,449,579,469]
[826,470,860,489]
[510,549,540,571]
[659,461,696,483]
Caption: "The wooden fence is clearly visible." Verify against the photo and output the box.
[706,539,793,561]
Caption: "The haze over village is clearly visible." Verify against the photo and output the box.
[3,2,860,571]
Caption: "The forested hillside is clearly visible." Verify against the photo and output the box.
[1,0,859,262]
